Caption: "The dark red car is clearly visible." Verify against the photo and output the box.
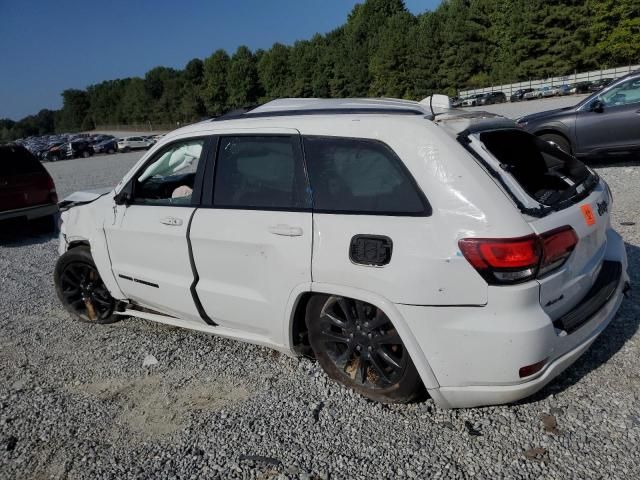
[0,144,59,230]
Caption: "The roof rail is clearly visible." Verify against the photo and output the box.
[212,107,427,121]
[211,105,260,122]
[210,98,435,121]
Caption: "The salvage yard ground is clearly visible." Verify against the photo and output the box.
[1,98,639,479]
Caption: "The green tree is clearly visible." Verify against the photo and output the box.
[258,43,293,100]
[57,89,91,132]
[202,50,231,116]
[369,12,417,97]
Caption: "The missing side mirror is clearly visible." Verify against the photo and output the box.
[114,182,133,206]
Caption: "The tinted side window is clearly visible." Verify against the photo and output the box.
[213,136,310,210]
[0,145,43,175]
[303,137,427,215]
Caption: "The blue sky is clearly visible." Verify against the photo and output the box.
[0,0,439,120]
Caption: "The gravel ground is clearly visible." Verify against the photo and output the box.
[463,94,589,119]
[1,137,639,479]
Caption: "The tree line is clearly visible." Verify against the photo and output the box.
[2,0,639,142]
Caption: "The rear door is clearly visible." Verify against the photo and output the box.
[302,136,473,306]
[189,131,313,339]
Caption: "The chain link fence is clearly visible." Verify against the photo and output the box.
[460,64,640,98]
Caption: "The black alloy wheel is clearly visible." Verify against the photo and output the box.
[54,246,120,324]
[306,295,422,403]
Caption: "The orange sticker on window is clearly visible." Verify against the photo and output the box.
[581,204,596,226]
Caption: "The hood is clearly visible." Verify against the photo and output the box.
[58,187,112,211]
[517,106,575,124]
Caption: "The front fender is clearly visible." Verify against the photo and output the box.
[531,119,576,147]
[58,195,126,300]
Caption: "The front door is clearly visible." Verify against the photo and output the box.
[189,133,312,341]
[575,76,640,157]
[105,136,209,321]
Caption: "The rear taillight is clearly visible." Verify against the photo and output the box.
[46,175,58,204]
[459,226,578,285]
[458,236,541,284]
[539,226,578,276]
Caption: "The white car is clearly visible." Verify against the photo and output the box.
[117,136,154,152]
[524,88,545,100]
[54,97,629,408]
[462,94,484,107]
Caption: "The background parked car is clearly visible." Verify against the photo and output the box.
[510,88,534,102]
[477,91,506,105]
[541,86,556,98]
[93,138,118,154]
[117,136,154,152]
[42,143,68,162]
[517,71,640,161]
[523,88,543,100]
[0,144,58,231]
[67,140,94,159]
[450,97,463,108]
[462,94,485,106]
[548,85,571,96]
[569,81,593,94]
[588,78,613,92]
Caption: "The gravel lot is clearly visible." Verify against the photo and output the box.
[1,120,639,479]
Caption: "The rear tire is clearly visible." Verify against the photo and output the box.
[540,133,571,155]
[82,151,90,158]
[107,148,115,154]
[54,246,121,324]
[306,295,423,403]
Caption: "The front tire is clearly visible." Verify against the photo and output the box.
[306,295,423,403]
[54,246,120,324]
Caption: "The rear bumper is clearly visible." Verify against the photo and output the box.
[397,231,628,408]
[428,276,625,408]
[0,203,58,222]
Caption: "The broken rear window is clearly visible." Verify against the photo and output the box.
[475,129,596,209]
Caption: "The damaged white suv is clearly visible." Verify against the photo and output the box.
[55,97,629,408]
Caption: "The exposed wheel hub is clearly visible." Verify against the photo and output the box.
[59,261,114,322]
[316,296,407,388]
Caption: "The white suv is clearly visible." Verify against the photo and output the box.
[117,136,154,152]
[54,97,629,408]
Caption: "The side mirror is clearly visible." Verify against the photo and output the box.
[590,100,604,113]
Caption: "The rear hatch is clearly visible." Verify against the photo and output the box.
[0,145,56,212]
[459,126,612,321]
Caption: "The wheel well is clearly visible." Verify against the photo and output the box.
[67,240,90,250]
[291,292,314,356]
[535,129,571,146]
